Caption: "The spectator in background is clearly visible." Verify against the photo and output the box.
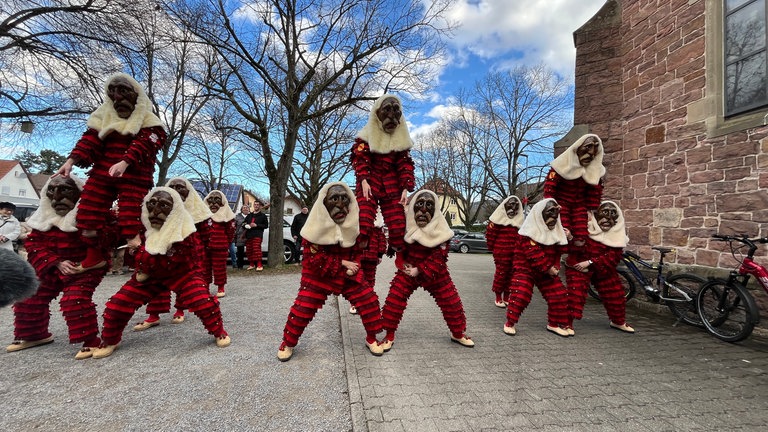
[0,202,21,251]
[231,205,250,269]
[244,201,268,271]
[291,206,308,262]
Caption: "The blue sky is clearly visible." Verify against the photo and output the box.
[406,0,607,137]
[1,0,607,176]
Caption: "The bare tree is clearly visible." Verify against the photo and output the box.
[168,0,453,267]
[0,0,139,120]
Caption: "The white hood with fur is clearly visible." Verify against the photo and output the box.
[588,200,629,248]
[141,187,197,255]
[86,73,164,139]
[25,175,85,233]
[300,182,360,247]
[165,177,212,224]
[205,190,236,223]
[356,94,413,154]
[403,190,455,248]
[549,134,605,185]
[488,196,525,228]
[518,198,568,246]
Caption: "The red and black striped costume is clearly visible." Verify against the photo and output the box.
[381,242,467,340]
[506,238,569,328]
[282,240,382,347]
[486,222,523,301]
[13,228,110,347]
[573,238,628,325]
[142,225,208,317]
[100,235,227,345]
[350,138,414,250]
[543,168,602,242]
[200,218,235,289]
[70,126,166,242]
[361,226,387,291]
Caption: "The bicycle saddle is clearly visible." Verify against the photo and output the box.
[652,246,674,254]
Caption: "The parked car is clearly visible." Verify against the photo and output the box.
[451,228,468,237]
[449,232,489,253]
[232,214,297,265]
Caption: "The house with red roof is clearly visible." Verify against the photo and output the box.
[0,160,40,221]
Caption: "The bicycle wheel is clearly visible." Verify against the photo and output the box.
[588,269,636,301]
[696,279,759,342]
[664,273,706,327]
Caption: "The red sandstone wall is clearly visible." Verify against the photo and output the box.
[574,0,768,275]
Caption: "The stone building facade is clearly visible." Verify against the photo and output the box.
[560,0,768,282]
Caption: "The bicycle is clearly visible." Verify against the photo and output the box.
[696,234,766,342]
[587,247,706,326]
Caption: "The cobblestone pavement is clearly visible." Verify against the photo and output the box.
[342,254,768,432]
[1,254,767,432]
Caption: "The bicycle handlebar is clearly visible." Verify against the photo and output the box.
[712,234,768,259]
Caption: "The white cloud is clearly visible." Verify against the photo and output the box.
[443,0,606,76]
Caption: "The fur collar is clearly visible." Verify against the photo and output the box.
[165,177,212,224]
[588,200,629,248]
[87,73,165,139]
[300,182,359,247]
[205,190,235,223]
[141,187,197,255]
[403,190,455,248]
[488,196,525,227]
[25,175,85,232]
[518,198,568,246]
[549,134,605,185]
[356,94,413,154]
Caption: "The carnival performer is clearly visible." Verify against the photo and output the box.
[350,94,415,252]
[380,190,474,351]
[243,200,268,271]
[543,134,605,324]
[200,190,235,298]
[133,177,213,329]
[349,209,387,315]
[55,73,166,272]
[278,182,384,362]
[485,196,525,308]
[504,198,571,337]
[6,175,112,359]
[92,187,230,359]
[569,201,635,333]
[0,201,21,251]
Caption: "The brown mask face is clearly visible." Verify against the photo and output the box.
[206,193,224,213]
[596,202,619,232]
[107,77,139,119]
[146,191,174,229]
[542,200,561,230]
[576,136,600,167]
[375,97,402,135]
[167,179,190,201]
[46,176,81,217]
[504,198,519,218]
[324,185,351,225]
[413,192,435,228]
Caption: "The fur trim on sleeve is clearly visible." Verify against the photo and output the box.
[205,190,236,223]
[518,198,568,246]
[588,200,629,248]
[25,175,85,233]
[488,196,525,228]
[300,182,360,247]
[403,190,455,248]
[141,187,197,255]
[549,134,605,185]
[86,73,165,139]
[355,94,413,154]
[166,177,212,224]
